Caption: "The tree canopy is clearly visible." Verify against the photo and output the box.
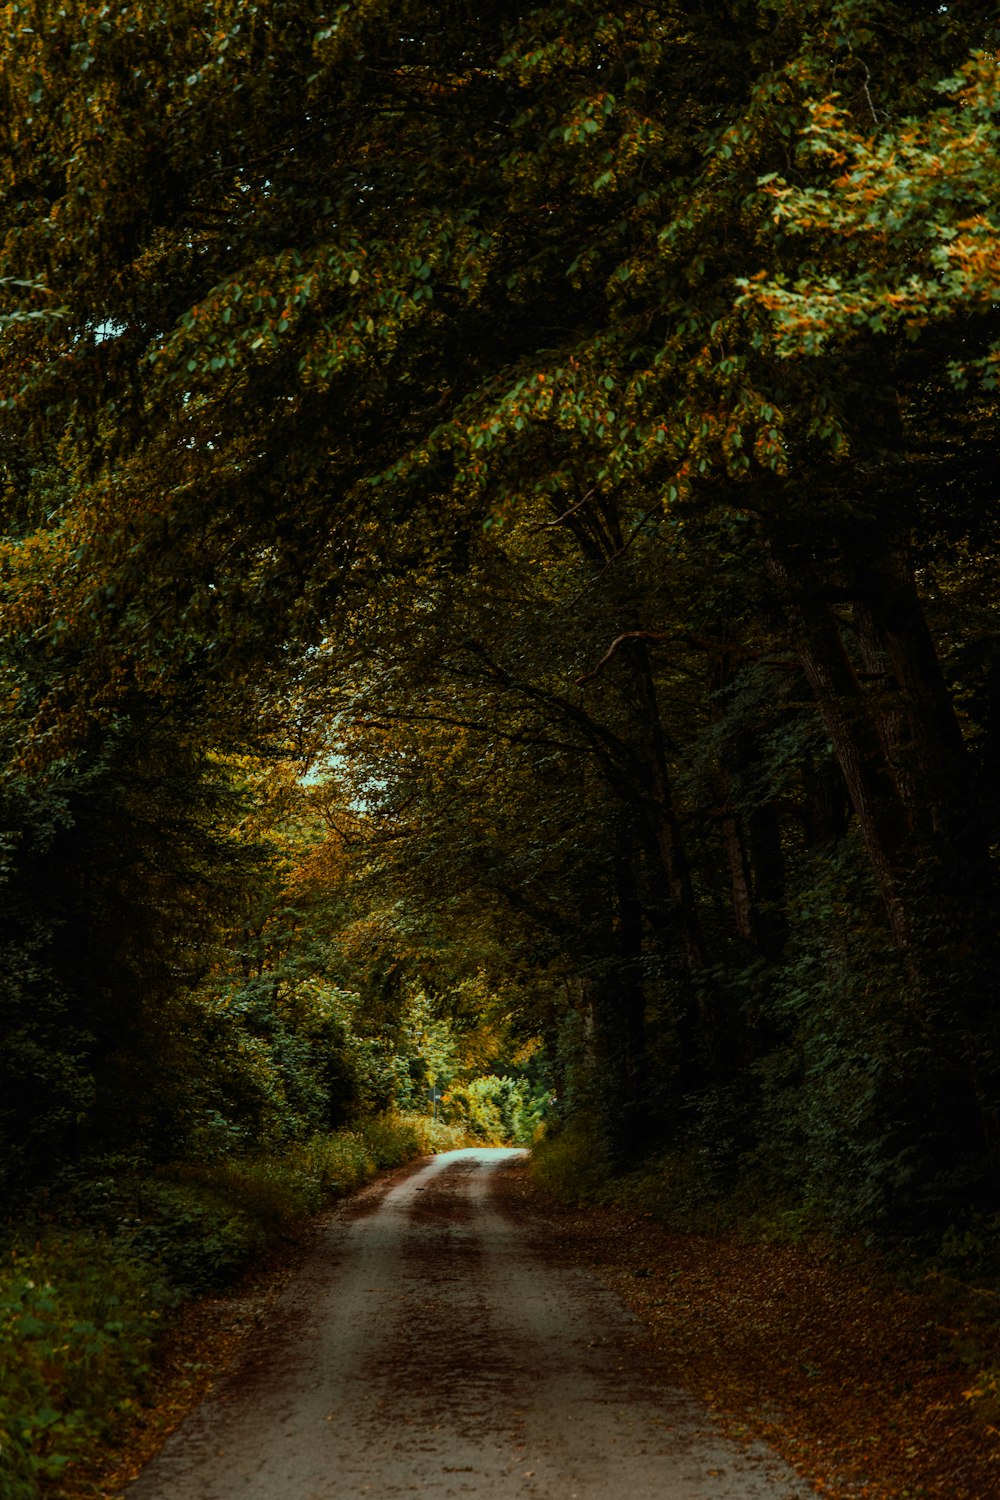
[1,0,999,1234]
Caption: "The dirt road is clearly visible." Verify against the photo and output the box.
[125,1149,816,1498]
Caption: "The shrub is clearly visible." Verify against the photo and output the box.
[439,1075,545,1146]
[356,1113,425,1167]
[396,1112,471,1154]
[0,1112,445,1498]
[530,1122,611,1204]
[0,1235,160,1499]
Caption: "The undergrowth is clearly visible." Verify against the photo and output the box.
[533,1121,845,1241]
[0,1111,447,1499]
[0,1236,160,1500]
[535,1126,1000,1283]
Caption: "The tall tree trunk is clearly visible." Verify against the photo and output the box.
[801,750,849,848]
[605,838,650,1160]
[720,803,756,946]
[625,640,707,972]
[852,526,1000,1155]
[764,536,914,947]
[853,598,921,820]
[746,801,787,960]
[709,653,788,960]
[850,524,988,877]
[769,528,1000,1166]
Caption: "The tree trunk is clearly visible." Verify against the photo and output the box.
[720,805,756,946]
[769,527,1000,1166]
[850,525,988,878]
[605,839,651,1160]
[709,653,788,960]
[746,801,787,960]
[802,749,849,848]
[615,637,707,972]
[764,536,914,947]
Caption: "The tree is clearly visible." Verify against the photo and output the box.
[1,0,998,1226]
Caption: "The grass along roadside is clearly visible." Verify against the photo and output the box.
[0,1112,467,1500]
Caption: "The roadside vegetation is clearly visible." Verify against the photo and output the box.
[1,2,1000,1494]
[1,1099,534,1499]
[0,1118,415,1500]
[0,739,543,1498]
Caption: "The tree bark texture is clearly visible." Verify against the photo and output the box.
[709,654,788,961]
[849,525,988,878]
[764,537,914,948]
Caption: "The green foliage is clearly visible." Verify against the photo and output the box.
[739,50,1000,383]
[186,979,366,1151]
[392,1113,472,1156]
[354,1113,422,1169]
[47,1116,426,1295]
[0,1112,429,1499]
[0,0,998,1268]
[354,1112,440,1167]
[530,1123,614,1207]
[442,1074,543,1145]
[0,1235,160,1499]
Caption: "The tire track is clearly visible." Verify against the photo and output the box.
[124,1149,815,1499]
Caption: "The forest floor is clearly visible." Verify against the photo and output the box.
[65,1154,1000,1500]
[505,1170,1000,1500]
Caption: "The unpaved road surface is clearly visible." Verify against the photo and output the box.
[126,1149,816,1498]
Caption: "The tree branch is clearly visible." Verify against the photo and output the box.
[576,631,672,686]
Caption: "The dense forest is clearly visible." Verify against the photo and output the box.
[2,8,1000,1475]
